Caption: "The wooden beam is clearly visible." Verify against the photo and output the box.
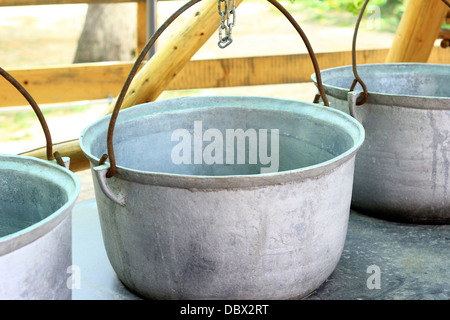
[166,48,449,90]
[101,0,244,116]
[22,140,91,172]
[386,0,448,62]
[0,62,134,107]
[438,28,450,39]
[4,47,449,108]
[2,50,385,107]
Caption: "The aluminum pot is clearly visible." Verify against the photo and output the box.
[312,63,450,224]
[0,155,80,300]
[79,0,364,299]
[80,95,365,299]
[0,67,80,300]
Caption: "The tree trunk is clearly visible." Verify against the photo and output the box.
[73,3,137,63]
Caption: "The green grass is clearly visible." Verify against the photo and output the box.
[0,103,95,142]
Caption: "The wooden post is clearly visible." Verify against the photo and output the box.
[102,0,243,116]
[22,140,91,172]
[20,0,244,171]
[386,0,448,62]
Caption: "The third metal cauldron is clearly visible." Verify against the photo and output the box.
[313,63,450,224]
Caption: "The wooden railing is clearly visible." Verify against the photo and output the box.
[3,47,449,108]
[0,0,148,107]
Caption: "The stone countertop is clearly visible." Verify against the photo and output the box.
[72,198,450,300]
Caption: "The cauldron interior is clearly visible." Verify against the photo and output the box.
[0,169,69,237]
[320,64,450,97]
[87,102,356,176]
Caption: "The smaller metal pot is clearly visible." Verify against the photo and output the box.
[0,155,80,300]
[313,63,450,224]
[0,67,80,299]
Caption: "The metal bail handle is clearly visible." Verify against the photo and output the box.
[350,0,370,107]
[350,0,450,107]
[0,67,65,166]
[103,0,330,179]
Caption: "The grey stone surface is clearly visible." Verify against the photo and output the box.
[72,199,449,300]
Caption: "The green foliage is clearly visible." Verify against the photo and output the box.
[289,0,404,14]
[1,104,93,137]
[325,0,404,15]
[286,0,406,32]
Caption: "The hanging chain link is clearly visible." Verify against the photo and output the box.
[218,0,236,48]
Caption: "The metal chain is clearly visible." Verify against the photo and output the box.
[218,0,236,48]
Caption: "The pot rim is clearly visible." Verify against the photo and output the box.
[80,96,365,189]
[0,154,80,256]
[312,63,450,110]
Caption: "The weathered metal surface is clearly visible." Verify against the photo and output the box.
[0,155,80,300]
[80,95,364,299]
[313,63,450,224]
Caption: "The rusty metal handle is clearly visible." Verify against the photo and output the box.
[103,0,329,178]
[0,67,64,166]
[93,164,125,206]
[351,0,450,106]
[350,0,370,106]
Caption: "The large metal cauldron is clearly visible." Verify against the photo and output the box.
[79,0,364,299]
[312,63,450,224]
[0,67,80,299]
[80,96,365,299]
